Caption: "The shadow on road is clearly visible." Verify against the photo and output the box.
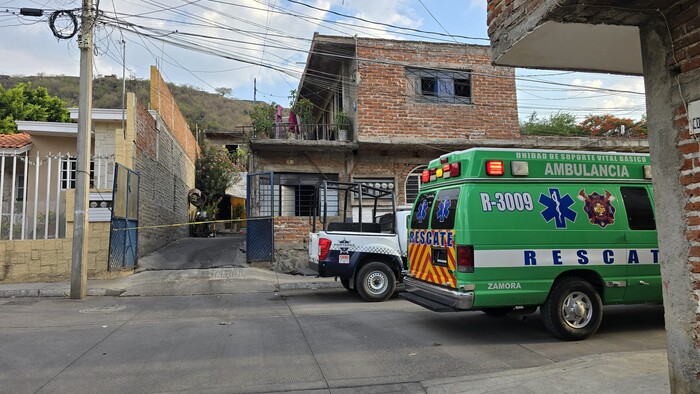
[137,234,246,270]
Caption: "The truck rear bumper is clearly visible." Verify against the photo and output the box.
[400,276,474,311]
[308,260,319,274]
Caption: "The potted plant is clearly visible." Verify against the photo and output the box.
[334,111,351,141]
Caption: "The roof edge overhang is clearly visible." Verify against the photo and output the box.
[492,21,643,75]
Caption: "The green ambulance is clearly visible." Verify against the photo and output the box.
[400,148,660,340]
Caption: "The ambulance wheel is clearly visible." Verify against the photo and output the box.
[340,278,355,292]
[541,277,602,341]
[481,307,513,316]
[356,262,396,302]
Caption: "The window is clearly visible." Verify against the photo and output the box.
[421,78,436,96]
[15,174,25,201]
[454,79,471,97]
[407,67,472,104]
[621,187,655,230]
[61,158,95,190]
[61,159,77,189]
[405,166,426,205]
[273,173,339,217]
[411,192,435,230]
[431,188,460,230]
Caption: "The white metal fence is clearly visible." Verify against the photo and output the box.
[0,152,115,240]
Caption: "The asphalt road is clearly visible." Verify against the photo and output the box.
[0,287,666,393]
[137,234,246,270]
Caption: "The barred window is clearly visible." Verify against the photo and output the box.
[407,67,472,104]
[61,158,95,190]
[272,173,339,217]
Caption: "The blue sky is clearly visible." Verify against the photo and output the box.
[0,0,646,122]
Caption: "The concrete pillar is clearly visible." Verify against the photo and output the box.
[640,19,700,393]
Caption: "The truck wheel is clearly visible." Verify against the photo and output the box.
[340,278,356,292]
[541,277,602,341]
[356,262,396,302]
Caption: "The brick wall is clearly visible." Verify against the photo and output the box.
[487,0,700,389]
[355,38,519,139]
[665,0,700,365]
[135,78,197,256]
[149,66,198,164]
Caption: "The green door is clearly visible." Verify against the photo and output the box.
[620,186,662,302]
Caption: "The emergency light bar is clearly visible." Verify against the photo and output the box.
[421,162,461,183]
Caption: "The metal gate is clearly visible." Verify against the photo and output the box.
[246,172,274,262]
[108,164,140,271]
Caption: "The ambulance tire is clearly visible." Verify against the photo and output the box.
[340,278,356,292]
[541,277,603,341]
[356,262,396,302]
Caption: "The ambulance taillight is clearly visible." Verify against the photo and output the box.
[421,170,430,183]
[457,245,474,273]
[318,238,332,261]
[450,162,460,178]
[485,160,504,176]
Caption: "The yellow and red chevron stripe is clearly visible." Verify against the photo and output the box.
[408,241,456,288]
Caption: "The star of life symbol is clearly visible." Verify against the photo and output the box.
[437,197,451,223]
[416,199,429,224]
[539,188,577,229]
[338,239,350,255]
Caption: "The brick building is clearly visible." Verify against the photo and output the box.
[486,1,700,391]
[248,35,520,270]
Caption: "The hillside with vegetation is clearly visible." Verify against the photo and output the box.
[0,74,256,133]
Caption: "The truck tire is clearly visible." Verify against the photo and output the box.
[356,262,396,302]
[541,277,602,341]
[340,278,356,292]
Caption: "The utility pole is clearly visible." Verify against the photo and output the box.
[70,0,94,300]
[253,78,257,104]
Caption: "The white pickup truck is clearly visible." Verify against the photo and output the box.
[308,181,410,302]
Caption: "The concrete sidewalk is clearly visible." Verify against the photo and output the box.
[0,266,343,298]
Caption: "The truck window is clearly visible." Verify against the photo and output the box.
[621,187,656,230]
[411,192,435,229]
[431,188,460,230]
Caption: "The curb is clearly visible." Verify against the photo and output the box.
[0,287,125,298]
[275,281,343,291]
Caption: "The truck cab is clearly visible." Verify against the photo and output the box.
[308,181,409,302]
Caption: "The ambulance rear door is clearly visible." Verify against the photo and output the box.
[408,187,460,289]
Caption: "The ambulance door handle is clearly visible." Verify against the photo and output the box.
[447,269,454,274]
[639,280,650,286]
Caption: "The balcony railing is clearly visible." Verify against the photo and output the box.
[249,123,351,141]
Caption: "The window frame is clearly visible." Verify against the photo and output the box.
[407,67,473,104]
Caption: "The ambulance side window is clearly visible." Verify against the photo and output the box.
[411,192,435,229]
[431,188,460,230]
[621,187,656,230]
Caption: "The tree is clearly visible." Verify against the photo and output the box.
[248,102,276,138]
[0,82,70,134]
[195,140,241,217]
[214,87,232,97]
[579,114,647,137]
[520,111,583,136]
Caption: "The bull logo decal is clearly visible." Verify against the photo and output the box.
[578,189,616,228]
